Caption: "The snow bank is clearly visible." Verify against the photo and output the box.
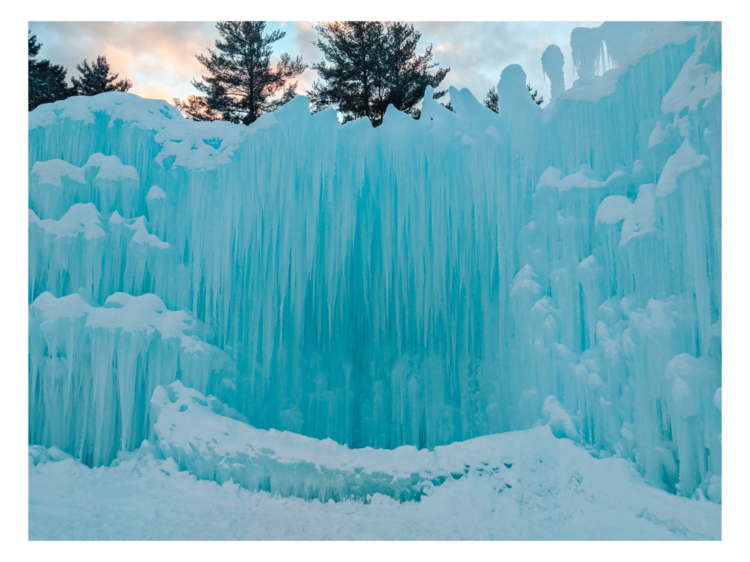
[29,421,721,539]
[150,382,620,503]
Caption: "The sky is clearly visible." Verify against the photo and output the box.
[28,21,601,108]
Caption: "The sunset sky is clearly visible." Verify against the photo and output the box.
[28,21,600,108]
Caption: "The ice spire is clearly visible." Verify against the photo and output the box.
[497,64,540,114]
[541,45,565,102]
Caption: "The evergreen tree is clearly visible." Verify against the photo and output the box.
[28,32,72,111]
[527,83,543,105]
[71,56,132,96]
[26,29,42,111]
[483,86,498,112]
[29,31,40,60]
[307,22,385,124]
[308,21,449,126]
[176,22,306,125]
[378,22,450,120]
[32,62,70,106]
[173,95,223,122]
[483,83,543,114]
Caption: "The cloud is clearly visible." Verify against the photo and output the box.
[29,21,220,99]
[412,21,601,104]
[29,21,602,105]
[135,82,183,103]
[291,22,321,65]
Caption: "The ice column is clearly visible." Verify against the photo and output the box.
[541,45,565,102]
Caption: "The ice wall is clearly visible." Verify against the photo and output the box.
[28,22,721,499]
[29,292,234,466]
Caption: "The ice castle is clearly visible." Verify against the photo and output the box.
[28,22,722,503]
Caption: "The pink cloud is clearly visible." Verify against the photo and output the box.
[29,21,602,107]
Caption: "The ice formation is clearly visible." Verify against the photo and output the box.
[28,22,721,502]
[29,292,234,466]
[541,45,565,102]
[151,380,474,502]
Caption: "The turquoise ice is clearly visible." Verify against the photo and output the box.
[28,22,721,503]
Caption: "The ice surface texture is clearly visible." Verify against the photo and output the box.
[28,22,721,500]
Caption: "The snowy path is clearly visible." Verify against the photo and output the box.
[29,427,720,540]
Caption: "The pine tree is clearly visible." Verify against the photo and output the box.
[26,29,42,111]
[483,86,499,112]
[308,21,449,127]
[29,31,40,60]
[173,95,223,122]
[483,83,543,114]
[378,22,450,120]
[176,22,306,125]
[29,32,73,111]
[71,56,132,96]
[307,22,385,124]
[31,63,70,106]
[527,83,544,105]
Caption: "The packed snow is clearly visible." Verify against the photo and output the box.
[27,21,721,539]
[30,388,721,539]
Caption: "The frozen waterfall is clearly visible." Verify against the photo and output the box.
[28,21,721,501]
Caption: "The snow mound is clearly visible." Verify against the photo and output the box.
[541,396,581,442]
[30,153,140,220]
[656,139,709,197]
[29,421,721,539]
[151,380,525,502]
[29,445,73,466]
[537,165,627,193]
[29,203,105,240]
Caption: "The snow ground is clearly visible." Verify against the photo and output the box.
[29,426,720,541]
